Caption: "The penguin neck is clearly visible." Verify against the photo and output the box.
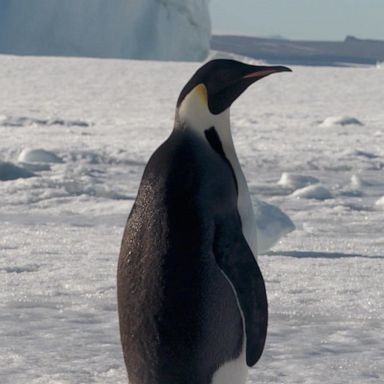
[175,88,235,154]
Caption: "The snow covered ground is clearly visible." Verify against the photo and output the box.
[0,55,383,383]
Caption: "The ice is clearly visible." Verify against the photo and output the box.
[375,196,384,208]
[18,149,64,164]
[0,0,210,61]
[207,50,265,65]
[349,150,379,159]
[0,55,384,383]
[253,198,295,254]
[291,184,333,200]
[0,161,35,181]
[319,115,364,127]
[0,115,90,128]
[350,174,371,188]
[277,172,320,190]
[1,264,40,274]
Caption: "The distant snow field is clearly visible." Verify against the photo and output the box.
[1,55,384,384]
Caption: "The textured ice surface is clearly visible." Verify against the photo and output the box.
[0,115,90,128]
[1,55,384,383]
[0,0,210,61]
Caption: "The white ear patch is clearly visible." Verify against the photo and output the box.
[177,84,229,136]
[178,84,210,133]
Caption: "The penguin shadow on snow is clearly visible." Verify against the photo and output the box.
[267,250,384,259]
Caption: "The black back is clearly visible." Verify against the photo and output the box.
[117,127,267,384]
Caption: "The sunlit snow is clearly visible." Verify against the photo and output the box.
[1,55,383,384]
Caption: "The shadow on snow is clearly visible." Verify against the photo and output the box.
[267,250,383,259]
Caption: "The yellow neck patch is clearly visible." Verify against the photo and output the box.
[195,84,208,105]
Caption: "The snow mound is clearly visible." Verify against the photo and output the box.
[291,185,333,200]
[254,198,295,254]
[319,116,364,127]
[278,172,320,190]
[18,149,63,164]
[0,0,211,61]
[375,196,384,208]
[0,161,35,181]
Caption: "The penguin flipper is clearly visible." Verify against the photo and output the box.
[213,217,268,367]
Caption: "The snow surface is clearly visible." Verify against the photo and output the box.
[0,0,210,61]
[1,55,384,383]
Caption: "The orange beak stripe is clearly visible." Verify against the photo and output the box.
[242,69,280,79]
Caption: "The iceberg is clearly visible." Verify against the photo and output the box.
[0,0,210,61]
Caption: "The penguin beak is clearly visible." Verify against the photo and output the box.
[241,65,292,81]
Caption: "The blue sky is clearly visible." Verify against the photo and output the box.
[210,0,384,40]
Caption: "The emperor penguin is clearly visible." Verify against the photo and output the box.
[117,59,291,384]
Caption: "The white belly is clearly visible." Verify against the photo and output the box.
[212,269,249,384]
[211,345,248,384]
[227,152,258,257]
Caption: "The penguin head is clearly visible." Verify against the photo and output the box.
[176,59,291,128]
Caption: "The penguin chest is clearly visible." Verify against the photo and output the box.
[211,347,247,384]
